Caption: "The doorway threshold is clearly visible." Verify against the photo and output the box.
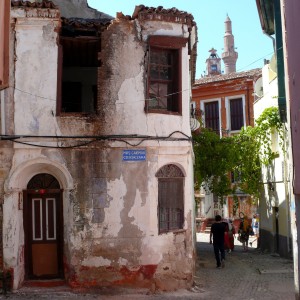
[23,279,67,288]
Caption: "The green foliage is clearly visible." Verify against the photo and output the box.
[193,106,284,202]
[193,128,238,198]
[254,106,285,164]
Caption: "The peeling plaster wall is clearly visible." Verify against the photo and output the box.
[3,6,195,291]
[99,18,192,136]
[13,14,61,136]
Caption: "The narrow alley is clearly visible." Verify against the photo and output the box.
[194,233,295,300]
[0,233,295,300]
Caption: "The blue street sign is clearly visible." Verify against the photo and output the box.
[122,149,146,161]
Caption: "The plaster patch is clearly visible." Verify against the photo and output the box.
[105,175,126,236]
[139,236,168,264]
[82,256,111,267]
[118,257,128,265]
[128,189,148,233]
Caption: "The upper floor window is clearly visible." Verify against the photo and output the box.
[57,22,100,114]
[156,164,185,234]
[146,36,187,114]
[211,64,217,72]
[204,101,220,133]
[0,0,10,90]
[226,96,245,132]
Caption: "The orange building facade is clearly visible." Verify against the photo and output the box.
[192,69,261,226]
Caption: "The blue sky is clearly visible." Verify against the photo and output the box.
[87,0,274,79]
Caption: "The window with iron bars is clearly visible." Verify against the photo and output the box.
[158,178,184,233]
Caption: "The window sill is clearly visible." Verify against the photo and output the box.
[172,229,186,234]
[146,110,182,116]
[57,112,97,118]
[159,228,186,235]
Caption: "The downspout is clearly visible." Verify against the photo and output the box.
[263,31,276,53]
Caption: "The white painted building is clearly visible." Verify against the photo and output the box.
[0,0,197,291]
[254,62,292,257]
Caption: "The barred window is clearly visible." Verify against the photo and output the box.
[156,164,185,234]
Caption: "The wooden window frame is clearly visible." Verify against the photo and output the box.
[146,36,188,115]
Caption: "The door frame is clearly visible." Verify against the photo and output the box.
[23,189,64,280]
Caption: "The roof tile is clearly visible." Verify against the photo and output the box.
[194,68,262,85]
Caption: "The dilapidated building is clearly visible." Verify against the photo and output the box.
[0,0,197,291]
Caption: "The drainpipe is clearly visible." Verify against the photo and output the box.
[263,31,275,53]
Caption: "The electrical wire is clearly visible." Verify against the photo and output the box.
[10,85,190,105]
[1,131,192,148]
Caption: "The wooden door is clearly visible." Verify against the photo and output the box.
[24,174,63,279]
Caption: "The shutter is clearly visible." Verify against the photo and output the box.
[230,98,244,130]
[205,101,220,132]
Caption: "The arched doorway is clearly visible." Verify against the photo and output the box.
[23,173,64,280]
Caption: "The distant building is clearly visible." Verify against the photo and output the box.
[206,48,222,76]
[192,15,260,229]
[192,68,261,224]
[222,15,238,74]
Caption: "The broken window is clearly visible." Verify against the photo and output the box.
[156,164,185,234]
[146,36,188,114]
[57,20,101,114]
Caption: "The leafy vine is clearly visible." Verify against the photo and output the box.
[193,106,284,202]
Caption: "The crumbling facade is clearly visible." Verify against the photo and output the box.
[0,0,197,291]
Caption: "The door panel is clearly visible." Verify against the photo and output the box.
[32,244,58,276]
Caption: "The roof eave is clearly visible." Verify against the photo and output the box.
[256,0,275,35]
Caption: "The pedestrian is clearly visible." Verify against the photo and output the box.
[238,215,251,251]
[210,215,226,269]
[223,221,230,252]
[250,214,259,246]
[227,219,236,252]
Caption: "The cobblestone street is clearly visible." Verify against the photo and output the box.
[194,233,295,300]
[0,233,295,300]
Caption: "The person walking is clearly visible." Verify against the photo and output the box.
[210,215,226,269]
[250,214,259,247]
[238,216,251,251]
[227,219,235,252]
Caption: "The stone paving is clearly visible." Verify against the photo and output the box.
[194,233,295,300]
[0,233,295,299]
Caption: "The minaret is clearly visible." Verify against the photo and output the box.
[222,15,238,74]
[206,48,222,76]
